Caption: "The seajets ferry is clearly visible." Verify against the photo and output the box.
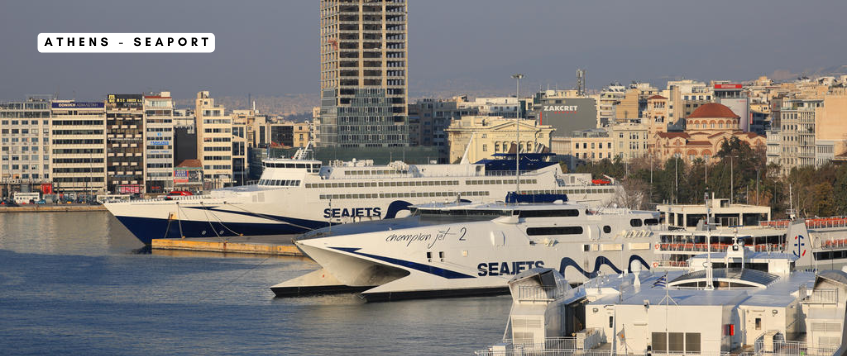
[271,197,662,301]
[106,145,620,244]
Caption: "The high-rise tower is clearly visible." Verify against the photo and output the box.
[319,0,409,147]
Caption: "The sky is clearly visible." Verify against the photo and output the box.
[1,0,846,102]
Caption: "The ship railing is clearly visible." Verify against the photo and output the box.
[653,260,689,268]
[516,286,565,302]
[476,342,731,356]
[656,243,785,253]
[802,289,838,305]
[754,339,838,355]
[806,216,847,230]
[822,238,847,249]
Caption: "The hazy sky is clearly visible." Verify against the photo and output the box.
[2,0,846,101]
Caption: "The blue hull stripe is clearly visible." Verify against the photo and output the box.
[558,255,651,278]
[115,216,328,245]
[330,247,475,279]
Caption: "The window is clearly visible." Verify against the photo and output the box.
[526,226,583,236]
[685,333,701,353]
[668,332,684,353]
[653,332,667,353]
[630,219,643,227]
[482,144,487,152]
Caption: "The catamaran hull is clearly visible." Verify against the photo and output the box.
[275,216,659,301]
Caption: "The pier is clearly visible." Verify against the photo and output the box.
[151,235,304,256]
[0,205,107,213]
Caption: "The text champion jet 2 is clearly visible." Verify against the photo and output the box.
[271,195,663,301]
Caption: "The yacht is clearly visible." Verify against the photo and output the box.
[475,240,847,355]
[271,196,662,301]
[106,144,621,244]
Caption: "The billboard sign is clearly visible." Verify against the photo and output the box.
[535,97,598,137]
[715,84,743,89]
[107,94,143,108]
[174,169,189,184]
[51,101,105,109]
[118,185,142,194]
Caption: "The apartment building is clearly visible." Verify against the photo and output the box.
[195,91,232,187]
[105,94,145,194]
[0,97,52,196]
[319,0,409,147]
[143,92,175,194]
[50,101,107,195]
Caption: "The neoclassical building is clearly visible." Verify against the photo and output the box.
[446,116,555,163]
[652,103,765,163]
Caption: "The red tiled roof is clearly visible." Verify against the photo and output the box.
[657,132,690,139]
[687,103,739,119]
[687,140,712,146]
[177,159,202,168]
[647,95,667,100]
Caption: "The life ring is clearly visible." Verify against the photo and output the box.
[654,244,660,250]
[652,262,659,268]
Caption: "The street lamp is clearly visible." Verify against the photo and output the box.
[512,73,524,195]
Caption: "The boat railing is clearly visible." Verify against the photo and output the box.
[802,289,839,305]
[760,216,847,230]
[476,338,732,356]
[821,238,847,249]
[516,285,565,302]
[754,339,838,355]
[653,259,689,268]
[656,243,785,254]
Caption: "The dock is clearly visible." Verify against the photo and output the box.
[0,205,107,213]
[151,235,304,256]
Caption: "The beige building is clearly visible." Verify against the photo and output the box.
[446,116,554,164]
[50,100,108,195]
[195,91,232,187]
[0,97,52,189]
[644,95,669,137]
[143,92,175,194]
[610,122,649,161]
[569,129,613,161]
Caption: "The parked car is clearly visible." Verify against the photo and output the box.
[165,191,193,200]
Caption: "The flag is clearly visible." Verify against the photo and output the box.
[652,273,667,288]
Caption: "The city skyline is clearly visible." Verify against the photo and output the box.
[2,0,847,103]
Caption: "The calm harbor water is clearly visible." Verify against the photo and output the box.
[0,211,510,355]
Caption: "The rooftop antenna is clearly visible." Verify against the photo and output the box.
[576,68,586,97]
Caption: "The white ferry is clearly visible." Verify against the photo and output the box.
[271,197,662,301]
[476,241,847,355]
[106,145,621,244]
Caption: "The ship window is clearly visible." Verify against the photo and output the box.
[526,226,583,236]
[603,226,611,233]
[645,218,659,226]
[426,251,432,261]
[518,209,579,218]
[630,219,643,227]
